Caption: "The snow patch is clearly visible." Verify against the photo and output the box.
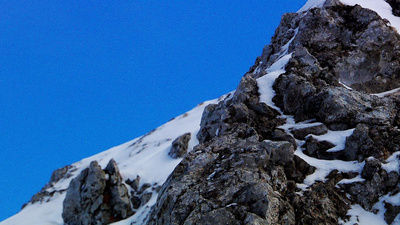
[309,128,355,152]
[382,151,400,173]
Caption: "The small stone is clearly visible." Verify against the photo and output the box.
[361,158,381,180]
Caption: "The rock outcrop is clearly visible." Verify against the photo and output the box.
[168,133,191,159]
[145,2,400,224]
[62,159,133,225]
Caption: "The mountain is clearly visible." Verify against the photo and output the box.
[3,0,400,224]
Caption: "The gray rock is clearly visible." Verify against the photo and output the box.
[291,123,328,140]
[344,124,374,161]
[264,141,295,166]
[62,159,133,225]
[303,136,338,160]
[361,157,382,180]
[169,133,191,158]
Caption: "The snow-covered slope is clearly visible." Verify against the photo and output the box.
[0,95,230,225]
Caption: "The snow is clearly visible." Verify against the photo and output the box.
[296,147,364,188]
[339,79,353,90]
[310,128,355,152]
[298,0,326,12]
[257,53,292,111]
[0,96,226,225]
[342,193,400,225]
[381,151,400,173]
[340,204,388,225]
[373,87,400,97]
[336,175,365,185]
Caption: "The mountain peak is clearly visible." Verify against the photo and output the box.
[3,1,400,224]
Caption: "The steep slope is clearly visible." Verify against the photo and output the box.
[3,0,400,224]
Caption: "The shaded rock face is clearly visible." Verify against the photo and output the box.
[145,2,400,225]
[62,159,133,225]
[168,132,191,159]
[386,0,400,16]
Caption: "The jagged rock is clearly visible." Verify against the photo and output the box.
[62,159,133,225]
[271,128,297,148]
[264,141,295,166]
[197,75,284,143]
[168,132,191,159]
[284,155,316,183]
[145,2,400,224]
[303,136,338,160]
[384,202,400,224]
[344,123,374,161]
[290,123,328,140]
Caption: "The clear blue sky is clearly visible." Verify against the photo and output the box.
[0,1,306,221]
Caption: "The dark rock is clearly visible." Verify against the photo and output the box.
[384,202,400,224]
[264,141,295,166]
[344,124,374,161]
[291,123,328,140]
[271,129,297,148]
[387,171,399,187]
[284,155,316,183]
[386,0,400,16]
[361,157,382,180]
[303,136,338,160]
[62,159,133,225]
[168,133,191,159]
[126,175,140,191]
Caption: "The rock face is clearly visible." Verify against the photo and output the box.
[62,159,133,225]
[145,2,400,225]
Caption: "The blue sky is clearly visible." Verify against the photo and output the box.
[0,1,306,221]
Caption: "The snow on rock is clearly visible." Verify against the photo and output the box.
[341,0,400,33]
[382,151,400,173]
[0,96,226,225]
[310,128,355,152]
[340,204,388,225]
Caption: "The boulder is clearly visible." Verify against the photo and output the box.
[62,159,133,225]
[168,133,191,159]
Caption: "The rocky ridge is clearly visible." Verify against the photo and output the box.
[146,1,400,224]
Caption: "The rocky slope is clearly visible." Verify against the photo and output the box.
[3,0,400,224]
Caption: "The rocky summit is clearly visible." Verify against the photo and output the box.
[3,0,400,224]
